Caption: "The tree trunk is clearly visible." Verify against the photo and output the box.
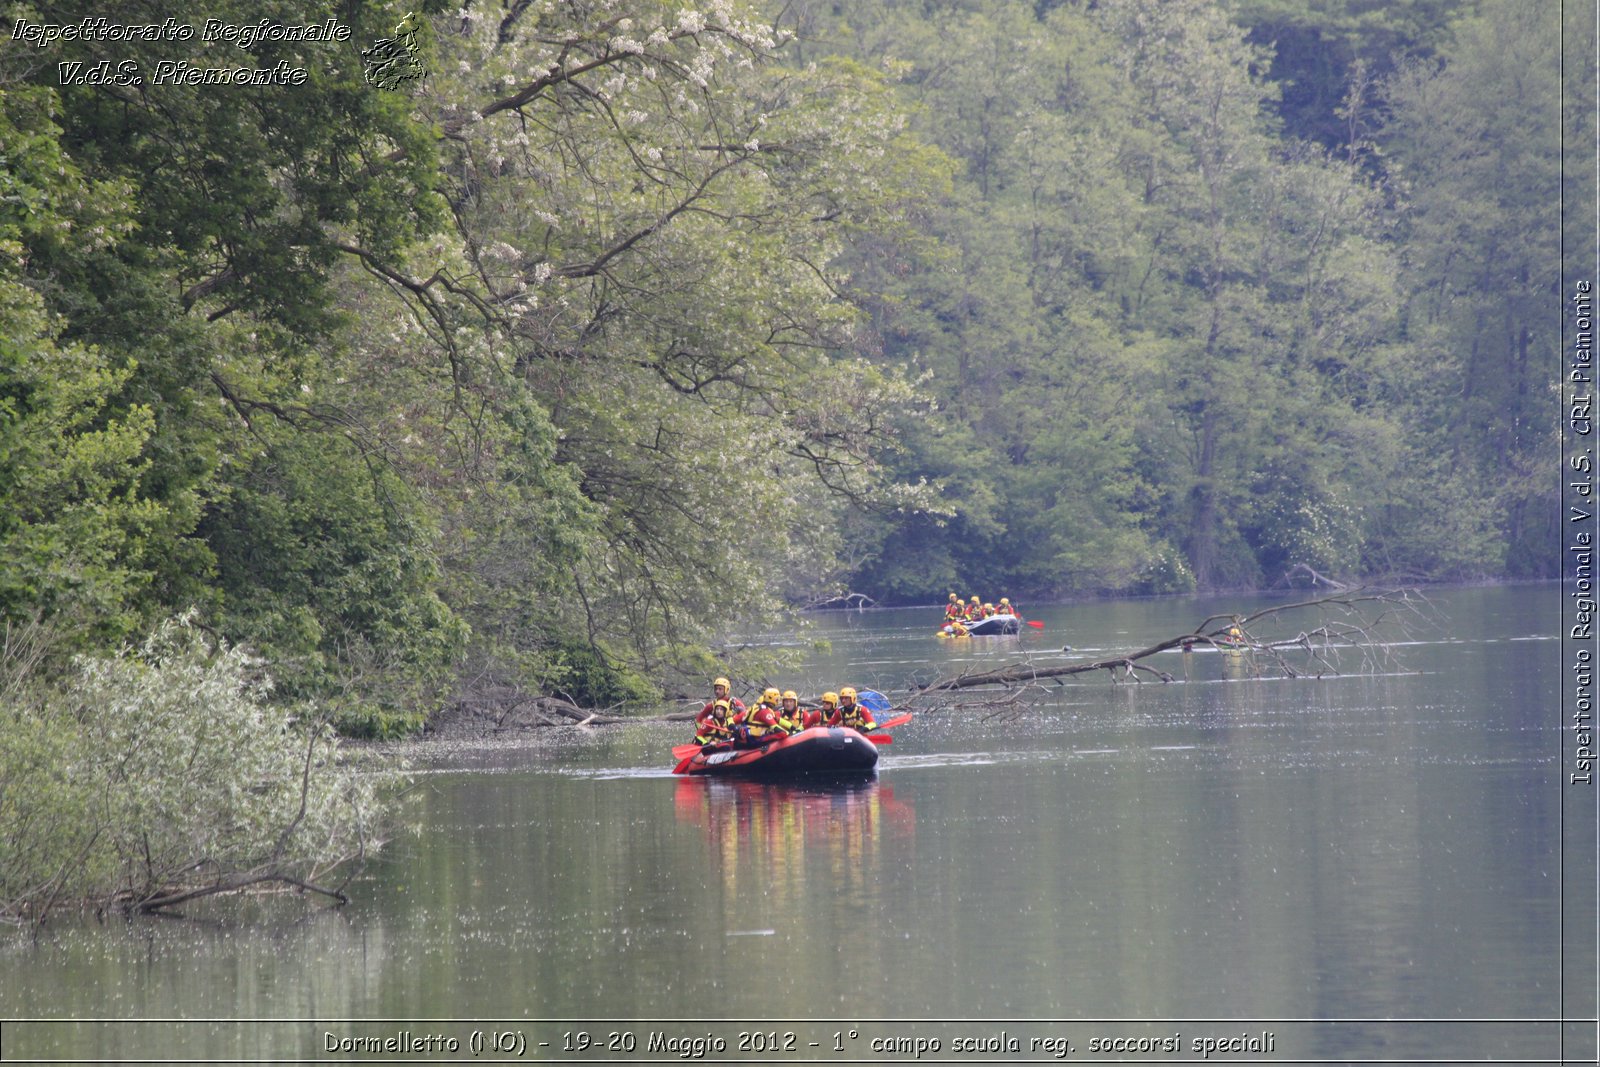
[1186,411,1220,588]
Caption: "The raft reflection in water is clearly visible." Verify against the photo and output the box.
[674,777,915,913]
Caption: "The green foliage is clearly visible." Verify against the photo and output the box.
[394,1,951,689]
[0,616,398,921]
[36,0,446,338]
[537,634,659,708]
[0,281,156,643]
[809,0,1411,596]
[0,87,191,645]
[199,429,467,737]
[1380,0,1560,577]
[2,8,469,729]
[1129,547,1197,596]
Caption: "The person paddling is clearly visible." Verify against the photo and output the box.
[735,687,784,745]
[944,593,964,621]
[831,686,877,732]
[693,699,734,747]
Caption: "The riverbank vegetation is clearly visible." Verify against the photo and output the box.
[0,0,1579,749]
[1,615,391,923]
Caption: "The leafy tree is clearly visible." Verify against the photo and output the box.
[365,3,950,691]
[1380,0,1561,577]
[4,4,468,729]
[0,87,193,645]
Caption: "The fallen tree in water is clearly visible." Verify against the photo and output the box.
[911,588,1427,694]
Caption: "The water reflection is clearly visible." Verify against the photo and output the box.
[672,777,915,916]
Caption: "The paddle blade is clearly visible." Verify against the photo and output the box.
[867,734,893,745]
[1026,619,1044,629]
[672,744,702,761]
[875,712,913,731]
[858,688,891,713]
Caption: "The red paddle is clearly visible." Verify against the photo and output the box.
[874,713,913,731]
[867,734,893,745]
[1026,619,1044,629]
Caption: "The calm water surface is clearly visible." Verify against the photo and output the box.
[2,585,1588,1063]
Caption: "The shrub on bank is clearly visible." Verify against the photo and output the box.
[0,616,400,924]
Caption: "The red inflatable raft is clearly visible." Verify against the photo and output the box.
[672,725,880,777]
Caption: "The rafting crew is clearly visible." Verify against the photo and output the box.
[945,594,1021,623]
[693,679,879,747]
[934,598,1024,630]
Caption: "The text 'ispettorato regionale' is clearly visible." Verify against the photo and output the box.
[12,17,351,87]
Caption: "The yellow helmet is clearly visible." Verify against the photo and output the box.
[762,687,781,703]
[714,699,730,712]
[1000,597,1010,605]
[781,689,798,701]
[840,686,857,700]
[821,692,838,707]
[948,593,959,601]
[713,677,730,690]
[970,596,980,603]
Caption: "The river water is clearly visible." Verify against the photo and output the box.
[2,584,1594,1064]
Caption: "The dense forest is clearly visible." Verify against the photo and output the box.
[0,0,1584,739]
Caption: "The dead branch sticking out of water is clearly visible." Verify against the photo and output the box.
[1278,562,1350,590]
[975,683,1052,723]
[130,870,350,916]
[804,591,877,611]
[914,588,1426,695]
